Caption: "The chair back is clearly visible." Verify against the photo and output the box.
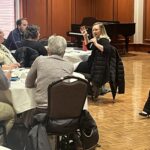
[47,76,89,119]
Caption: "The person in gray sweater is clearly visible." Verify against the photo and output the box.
[25,35,74,108]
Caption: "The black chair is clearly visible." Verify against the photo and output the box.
[46,76,89,149]
[0,121,7,145]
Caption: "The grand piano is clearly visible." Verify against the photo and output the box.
[67,17,135,53]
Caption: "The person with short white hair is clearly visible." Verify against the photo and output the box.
[25,35,74,107]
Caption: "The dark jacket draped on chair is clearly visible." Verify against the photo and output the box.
[14,46,39,68]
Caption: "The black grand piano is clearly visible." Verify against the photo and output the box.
[67,17,135,53]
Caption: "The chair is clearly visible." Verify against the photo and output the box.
[46,76,89,149]
[0,121,7,145]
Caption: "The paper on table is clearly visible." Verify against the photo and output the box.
[0,146,12,150]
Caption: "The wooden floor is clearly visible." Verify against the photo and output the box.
[88,51,150,150]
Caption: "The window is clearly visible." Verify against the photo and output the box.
[0,0,15,38]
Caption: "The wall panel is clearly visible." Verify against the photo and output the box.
[22,0,135,40]
[50,0,71,39]
[95,0,114,20]
[117,0,134,23]
[73,0,94,24]
[143,0,150,43]
[22,0,47,37]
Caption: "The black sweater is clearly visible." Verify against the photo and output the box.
[20,40,47,56]
[87,38,112,86]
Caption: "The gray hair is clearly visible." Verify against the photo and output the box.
[47,35,67,57]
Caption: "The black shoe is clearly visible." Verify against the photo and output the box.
[139,111,150,117]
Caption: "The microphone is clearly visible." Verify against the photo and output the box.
[89,43,93,49]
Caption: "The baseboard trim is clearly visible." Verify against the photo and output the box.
[129,43,150,52]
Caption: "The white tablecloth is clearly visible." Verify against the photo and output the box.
[64,47,91,64]
[0,70,88,114]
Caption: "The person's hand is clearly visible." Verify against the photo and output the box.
[2,63,20,70]
[11,63,21,69]
[90,37,97,45]
[80,26,88,37]
[2,65,12,80]
[90,37,104,52]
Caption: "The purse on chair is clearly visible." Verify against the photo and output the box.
[79,110,100,150]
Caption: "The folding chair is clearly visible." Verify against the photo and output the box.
[46,76,89,149]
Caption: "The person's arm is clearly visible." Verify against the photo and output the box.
[90,38,111,54]
[12,30,22,49]
[25,57,39,88]
[0,67,10,90]
[0,52,4,64]
[3,44,18,64]
[80,26,90,45]
[90,37,105,52]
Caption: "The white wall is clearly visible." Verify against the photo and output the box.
[134,0,144,43]
[0,0,15,38]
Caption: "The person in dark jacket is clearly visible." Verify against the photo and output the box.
[75,22,112,97]
[5,18,28,50]
[20,25,47,56]
[139,91,150,117]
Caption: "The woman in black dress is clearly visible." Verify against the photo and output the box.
[75,22,112,97]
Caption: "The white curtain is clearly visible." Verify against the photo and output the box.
[0,0,15,38]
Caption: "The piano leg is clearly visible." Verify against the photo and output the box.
[125,36,129,53]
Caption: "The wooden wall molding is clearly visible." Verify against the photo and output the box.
[129,43,150,52]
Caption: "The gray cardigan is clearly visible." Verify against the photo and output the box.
[25,55,74,107]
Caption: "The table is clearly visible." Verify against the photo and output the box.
[0,69,88,114]
[64,47,91,64]
[0,68,36,113]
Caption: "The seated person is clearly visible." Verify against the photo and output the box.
[0,29,20,67]
[139,90,150,117]
[23,35,74,126]
[26,35,74,107]
[5,18,28,50]
[0,30,6,45]
[75,23,112,98]
[0,67,15,145]
[20,25,47,56]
